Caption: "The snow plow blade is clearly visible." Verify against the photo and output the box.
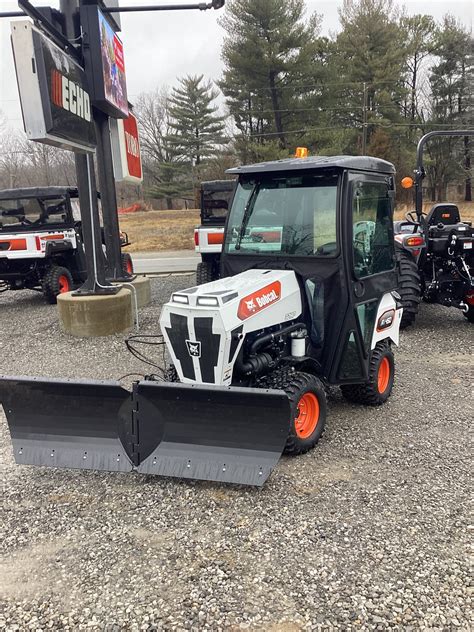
[0,376,133,472]
[135,381,290,486]
[0,377,290,486]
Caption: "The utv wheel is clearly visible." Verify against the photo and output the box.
[396,247,422,329]
[42,266,74,304]
[121,252,134,276]
[340,342,395,406]
[196,261,217,285]
[282,372,327,456]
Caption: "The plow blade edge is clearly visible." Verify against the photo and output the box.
[135,382,290,486]
[0,377,290,486]
[0,376,133,472]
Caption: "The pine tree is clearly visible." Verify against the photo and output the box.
[334,0,406,153]
[219,0,322,154]
[167,75,227,171]
[427,17,473,200]
[135,89,192,209]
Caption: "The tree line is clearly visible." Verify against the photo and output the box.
[0,0,472,207]
[137,0,473,207]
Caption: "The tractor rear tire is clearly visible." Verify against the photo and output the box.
[42,266,74,304]
[340,342,394,406]
[396,248,422,329]
[196,261,216,285]
[121,252,134,276]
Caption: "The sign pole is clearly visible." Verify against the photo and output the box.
[60,0,116,295]
[94,108,128,281]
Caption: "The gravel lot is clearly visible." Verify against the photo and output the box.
[0,276,472,631]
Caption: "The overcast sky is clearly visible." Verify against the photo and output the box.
[0,0,472,130]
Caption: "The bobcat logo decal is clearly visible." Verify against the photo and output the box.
[186,340,202,358]
[237,281,282,320]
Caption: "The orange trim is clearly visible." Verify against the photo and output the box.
[208,232,224,245]
[40,234,65,241]
[377,357,390,394]
[295,392,320,438]
[0,239,27,251]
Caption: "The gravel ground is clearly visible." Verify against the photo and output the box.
[0,276,472,631]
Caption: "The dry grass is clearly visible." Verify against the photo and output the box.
[120,209,199,252]
[120,203,474,253]
[394,201,474,222]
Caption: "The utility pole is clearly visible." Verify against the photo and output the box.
[362,82,368,156]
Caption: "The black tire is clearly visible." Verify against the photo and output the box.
[340,342,395,406]
[121,252,134,276]
[42,265,74,304]
[396,247,422,329]
[463,304,474,323]
[196,261,217,285]
[258,369,327,456]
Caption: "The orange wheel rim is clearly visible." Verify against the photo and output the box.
[295,392,320,439]
[377,357,390,394]
[58,275,70,293]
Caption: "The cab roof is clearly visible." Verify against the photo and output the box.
[227,155,395,176]
[0,186,78,201]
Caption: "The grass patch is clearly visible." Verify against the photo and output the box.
[120,209,199,252]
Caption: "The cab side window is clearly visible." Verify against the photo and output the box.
[352,182,395,278]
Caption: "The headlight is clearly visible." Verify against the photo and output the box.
[172,294,189,305]
[197,296,219,307]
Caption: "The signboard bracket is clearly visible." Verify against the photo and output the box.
[17,0,82,62]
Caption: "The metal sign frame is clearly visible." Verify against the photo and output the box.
[81,5,129,119]
[11,20,96,153]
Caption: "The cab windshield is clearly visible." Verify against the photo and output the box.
[0,196,69,232]
[224,173,339,256]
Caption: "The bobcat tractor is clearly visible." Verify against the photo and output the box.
[0,156,403,487]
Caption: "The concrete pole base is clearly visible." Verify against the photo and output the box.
[115,275,151,309]
[58,288,133,337]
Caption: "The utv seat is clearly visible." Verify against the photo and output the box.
[426,203,460,226]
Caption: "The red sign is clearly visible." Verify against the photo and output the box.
[237,281,281,320]
[113,36,125,73]
[123,114,142,181]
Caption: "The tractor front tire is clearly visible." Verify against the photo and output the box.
[283,372,327,455]
[256,370,327,455]
[42,266,74,304]
[340,342,395,406]
[396,247,422,329]
[121,252,134,276]
[196,261,217,285]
